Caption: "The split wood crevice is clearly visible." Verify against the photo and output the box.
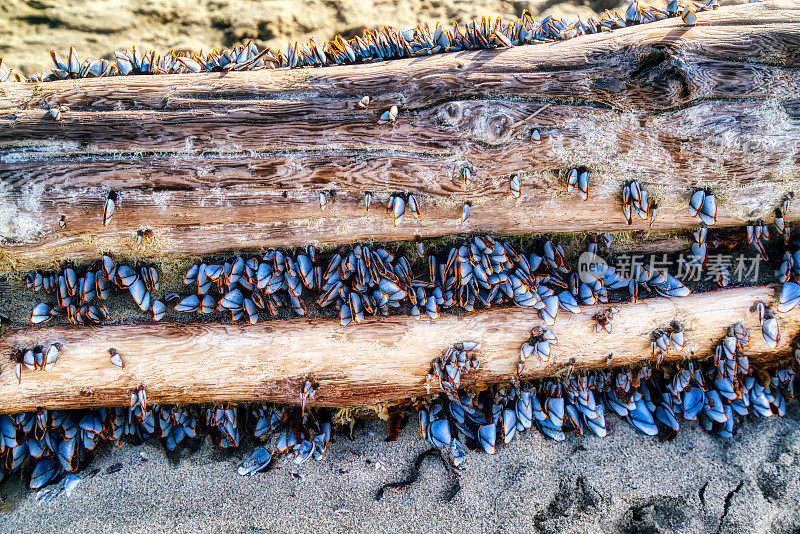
[0,2,798,414]
[0,1,798,270]
[0,285,795,414]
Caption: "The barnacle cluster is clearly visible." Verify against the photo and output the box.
[5,344,60,380]
[25,235,693,328]
[0,1,717,83]
[417,356,797,461]
[0,402,331,489]
[3,0,799,497]
[689,189,718,227]
[651,325,685,367]
[11,193,800,492]
[427,342,481,397]
[566,168,589,201]
[2,356,796,489]
[622,180,656,227]
[27,258,159,325]
[519,327,558,372]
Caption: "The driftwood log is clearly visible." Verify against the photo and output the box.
[0,1,799,271]
[0,285,794,413]
[0,2,799,413]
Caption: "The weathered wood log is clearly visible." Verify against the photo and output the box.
[1,1,799,270]
[0,285,794,414]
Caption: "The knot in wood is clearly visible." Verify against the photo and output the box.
[627,46,692,105]
[437,102,463,126]
[472,111,513,145]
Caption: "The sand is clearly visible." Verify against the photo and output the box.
[2,407,800,533]
[0,0,794,532]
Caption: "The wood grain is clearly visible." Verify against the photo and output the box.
[1,2,799,268]
[0,285,793,413]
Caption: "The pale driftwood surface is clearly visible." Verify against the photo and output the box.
[0,2,799,270]
[0,285,793,413]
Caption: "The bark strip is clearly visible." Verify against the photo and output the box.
[0,285,792,413]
